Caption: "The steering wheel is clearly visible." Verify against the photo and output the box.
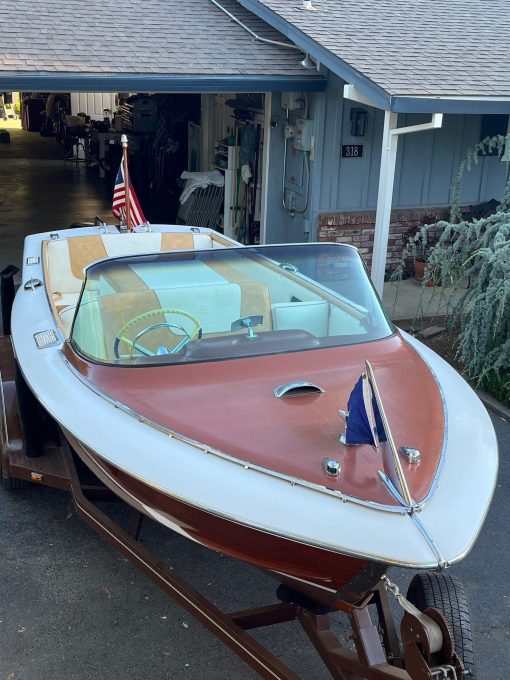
[114,308,201,359]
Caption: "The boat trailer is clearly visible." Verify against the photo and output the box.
[1,335,467,680]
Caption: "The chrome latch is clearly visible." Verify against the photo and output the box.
[279,262,298,273]
[24,278,42,291]
[399,447,421,464]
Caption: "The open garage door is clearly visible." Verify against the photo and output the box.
[0,0,324,269]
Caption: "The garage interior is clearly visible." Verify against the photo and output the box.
[0,90,275,275]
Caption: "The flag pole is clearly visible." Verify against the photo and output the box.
[121,134,131,232]
[365,360,414,507]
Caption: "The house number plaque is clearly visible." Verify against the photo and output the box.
[341,144,364,158]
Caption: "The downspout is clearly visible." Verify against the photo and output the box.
[208,0,304,52]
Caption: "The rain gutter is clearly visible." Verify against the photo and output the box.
[391,96,510,115]
[235,0,510,114]
[0,72,326,94]
[234,0,392,109]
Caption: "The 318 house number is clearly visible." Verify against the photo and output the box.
[341,144,364,158]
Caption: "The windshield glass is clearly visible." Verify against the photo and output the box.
[70,243,393,366]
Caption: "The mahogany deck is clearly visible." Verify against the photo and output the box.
[66,332,445,506]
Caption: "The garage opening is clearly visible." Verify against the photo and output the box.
[0,90,269,272]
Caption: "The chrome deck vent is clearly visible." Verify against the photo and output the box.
[34,330,59,349]
[323,458,341,476]
[274,381,324,398]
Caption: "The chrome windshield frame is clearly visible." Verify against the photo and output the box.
[70,242,395,367]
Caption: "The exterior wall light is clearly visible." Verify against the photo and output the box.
[350,108,367,137]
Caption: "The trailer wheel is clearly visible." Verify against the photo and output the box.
[407,572,475,677]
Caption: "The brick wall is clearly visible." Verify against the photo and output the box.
[317,207,450,275]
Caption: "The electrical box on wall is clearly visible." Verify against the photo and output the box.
[281,92,303,111]
[284,123,295,140]
[294,117,313,151]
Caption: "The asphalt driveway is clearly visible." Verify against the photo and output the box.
[0,412,508,680]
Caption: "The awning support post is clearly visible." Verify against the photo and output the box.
[371,112,443,295]
[371,111,399,295]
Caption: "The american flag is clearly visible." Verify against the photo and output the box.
[112,162,146,227]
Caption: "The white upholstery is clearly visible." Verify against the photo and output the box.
[45,240,83,294]
[154,283,242,335]
[129,260,227,289]
[192,234,214,250]
[212,238,228,248]
[46,231,231,340]
[60,306,78,336]
[102,233,162,257]
[271,300,329,337]
[54,292,82,308]
[328,306,365,336]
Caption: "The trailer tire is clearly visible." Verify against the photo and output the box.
[407,572,475,678]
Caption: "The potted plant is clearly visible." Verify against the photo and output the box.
[413,241,430,283]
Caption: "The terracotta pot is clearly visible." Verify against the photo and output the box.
[415,260,436,287]
[414,259,427,281]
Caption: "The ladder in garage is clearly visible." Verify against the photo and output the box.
[0,95,17,120]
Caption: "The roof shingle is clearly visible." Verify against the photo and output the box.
[239,0,510,98]
[0,0,321,82]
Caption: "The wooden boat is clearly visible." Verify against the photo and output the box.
[7,224,498,608]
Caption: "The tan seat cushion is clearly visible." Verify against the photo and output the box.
[45,230,245,341]
[68,236,107,279]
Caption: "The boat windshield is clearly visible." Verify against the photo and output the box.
[70,243,394,366]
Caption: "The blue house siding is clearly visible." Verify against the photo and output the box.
[265,91,321,244]
[394,113,508,209]
[318,76,343,210]
[264,75,508,244]
[265,92,304,243]
[328,93,509,213]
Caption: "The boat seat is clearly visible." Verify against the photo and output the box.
[44,231,230,337]
[45,232,225,292]
[271,300,329,337]
[71,280,272,360]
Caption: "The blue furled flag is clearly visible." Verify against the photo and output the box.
[345,375,387,446]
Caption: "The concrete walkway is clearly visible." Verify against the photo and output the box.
[383,277,465,322]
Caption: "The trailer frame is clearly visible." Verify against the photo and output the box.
[1,333,464,679]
